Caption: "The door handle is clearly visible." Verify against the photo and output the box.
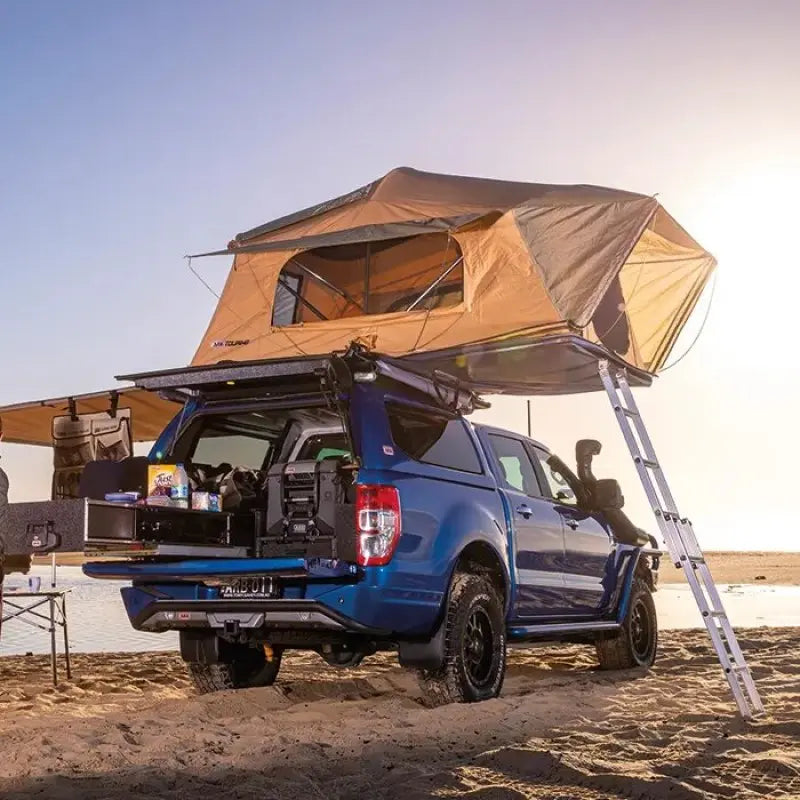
[564,518,579,530]
[516,504,534,519]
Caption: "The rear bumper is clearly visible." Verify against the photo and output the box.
[126,593,392,637]
[93,556,445,637]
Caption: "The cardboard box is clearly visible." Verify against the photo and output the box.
[148,465,177,497]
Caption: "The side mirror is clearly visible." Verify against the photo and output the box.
[594,478,624,509]
[555,488,575,503]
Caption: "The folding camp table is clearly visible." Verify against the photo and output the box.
[2,586,72,686]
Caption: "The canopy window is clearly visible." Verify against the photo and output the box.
[272,233,464,326]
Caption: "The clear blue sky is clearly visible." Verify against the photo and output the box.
[2,1,799,548]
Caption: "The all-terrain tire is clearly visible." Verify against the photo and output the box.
[596,577,658,670]
[417,572,506,705]
[186,643,282,693]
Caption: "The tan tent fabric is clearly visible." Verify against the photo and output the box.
[192,168,715,374]
[0,388,180,447]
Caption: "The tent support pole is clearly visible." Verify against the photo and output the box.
[406,256,464,312]
[277,276,328,321]
[290,259,364,312]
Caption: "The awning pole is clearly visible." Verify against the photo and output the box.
[406,256,464,312]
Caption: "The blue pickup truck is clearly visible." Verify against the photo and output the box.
[82,346,660,704]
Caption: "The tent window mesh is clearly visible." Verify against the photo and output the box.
[272,233,463,326]
[273,274,301,326]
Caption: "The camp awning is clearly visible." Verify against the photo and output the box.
[0,388,180,447]
[190,167,716,383]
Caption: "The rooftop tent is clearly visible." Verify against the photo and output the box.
[0,388,180,447]
[190,167,716,393]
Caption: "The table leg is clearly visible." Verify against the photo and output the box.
[49,596,57,687]
[61,595,72,679]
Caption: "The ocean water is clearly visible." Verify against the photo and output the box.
[1,564,178,656]
[1,566,799,657]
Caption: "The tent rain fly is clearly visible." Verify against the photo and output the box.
[189,167,716,390]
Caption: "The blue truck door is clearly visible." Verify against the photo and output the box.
[530,445,613,615]
[481,431,568,619]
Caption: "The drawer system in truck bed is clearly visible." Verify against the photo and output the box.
[6,499,246,558]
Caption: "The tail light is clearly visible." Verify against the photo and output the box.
[355,484,402,566]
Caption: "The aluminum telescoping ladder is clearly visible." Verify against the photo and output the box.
[598,361,764,720]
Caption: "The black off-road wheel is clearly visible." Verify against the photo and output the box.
[596,577,658,670]
[418,572,506,705]
[185,640,283,693]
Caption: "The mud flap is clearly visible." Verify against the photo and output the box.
[179,630,222,664]
[397,612,447,671]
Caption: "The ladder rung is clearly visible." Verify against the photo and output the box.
[682,554,706,564]
[728,664,750,674]
[653,508,683,522]
[704,610,727,618]
[615,405,639,418]
[634,457,659,469]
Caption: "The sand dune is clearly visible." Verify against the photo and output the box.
[0,628,798,799]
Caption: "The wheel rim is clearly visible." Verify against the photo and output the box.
[463,606,496,688]
[630,598,652,661]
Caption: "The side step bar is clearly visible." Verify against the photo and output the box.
[508,620,620,641]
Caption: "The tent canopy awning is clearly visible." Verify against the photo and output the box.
[0,387,181,447]
[189,167,716,382]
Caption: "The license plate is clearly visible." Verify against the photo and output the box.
[219,577,276,599]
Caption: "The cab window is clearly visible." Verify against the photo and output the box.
[172,411,278,471]
[191,426,271,471]
[487,434,542,496]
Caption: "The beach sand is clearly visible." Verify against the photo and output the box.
[0,627,797,799]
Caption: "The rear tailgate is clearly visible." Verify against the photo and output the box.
[83,557,369,635]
